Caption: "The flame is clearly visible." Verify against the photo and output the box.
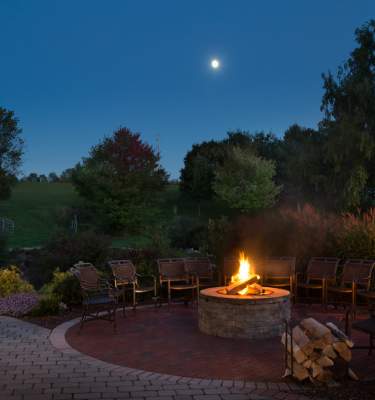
[231,251,258,283]
[230,251,261,295]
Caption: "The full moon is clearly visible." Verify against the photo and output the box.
[211,59,220,69]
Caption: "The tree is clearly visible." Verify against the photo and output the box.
[179,131,282,202]
[26,173,39,182]
[213,147,281,213]
[72,127,168,232]
[0,107,24,199]
[60,168,74,182]
[179,140,227,200]
[48,172,60,182]
[279,124,327,205]
[320,19,375,210]
[38,174,48,182]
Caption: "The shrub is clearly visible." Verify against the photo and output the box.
[45,230,111,271]
[30,294,61,317]
[14,231,111,289]
[169,216,207,250]
[41,270,81,308]
[0,266,34,297]
[333,209,375,259]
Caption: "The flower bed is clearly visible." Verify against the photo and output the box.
[0,293,40,317]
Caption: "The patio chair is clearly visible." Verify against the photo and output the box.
[296,257,340,305]
[157,258,198,305]
[184,257,219,289]
[327,259,375,308]
[261,256,296,296]
[72,262,118,333]
[346,305,375,355]
[108,259,158,315]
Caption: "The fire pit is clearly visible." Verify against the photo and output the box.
[199,252,291,339]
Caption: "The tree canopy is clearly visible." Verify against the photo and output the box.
[213,147,281,213]
[320,19,375,209]
[0,107,24,199]
[72,127,168,232]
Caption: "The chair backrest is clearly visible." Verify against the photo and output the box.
[157,258,187,281]
[341,259,375,288]
[185,257,213,279]
[73,262,99,291]
[108,259,136,284]
[263,257,296,279]
[306,257,339,281]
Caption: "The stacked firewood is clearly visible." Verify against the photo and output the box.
[282,318,357,384]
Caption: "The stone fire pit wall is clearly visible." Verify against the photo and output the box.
[199,287,291,339]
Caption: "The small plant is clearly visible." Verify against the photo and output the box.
[30,294,61,317]
[41,269,81,309]
[0,266,34,297]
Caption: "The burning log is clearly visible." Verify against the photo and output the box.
[224,275,260,295]
[282,318,355,384]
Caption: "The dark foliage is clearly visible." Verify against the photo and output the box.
[0,107,24,199]
[72,127,168,233]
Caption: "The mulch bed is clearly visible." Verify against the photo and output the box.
[21,308,82,329]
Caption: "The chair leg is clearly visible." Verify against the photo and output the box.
[132,283,137,311]
[79,304,87,334]
[122,287,126,318]
[167,280,171,308]
[369,334,374,356]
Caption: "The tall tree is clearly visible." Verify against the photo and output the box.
[280,124,327,205]
[320,20,375,209]
[0,108,24,199]
[72,127,168,232]
[179,140,227,200]
[213,147,281,213]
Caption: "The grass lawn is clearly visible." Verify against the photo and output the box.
[0,182,81,248]
[0,182,227,249]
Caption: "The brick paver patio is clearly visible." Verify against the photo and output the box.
[65,305,375,382]
[0,315,318,400]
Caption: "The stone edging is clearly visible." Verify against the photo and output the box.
[49,306,304,390]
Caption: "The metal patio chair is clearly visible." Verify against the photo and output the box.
[296,257,340,305]
[72,262,118,333]
[327,259,375,308]
[262,256,296,296]
[346,305,375,355]
[157,258,198,306]
[108,259,158,315]
[185,257,219,290]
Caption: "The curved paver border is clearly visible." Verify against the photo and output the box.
[0,314,316,400]
[49,306,305,390]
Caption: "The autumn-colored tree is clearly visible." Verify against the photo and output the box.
[72,127,168,232]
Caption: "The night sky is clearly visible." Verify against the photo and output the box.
[1,0,374,178]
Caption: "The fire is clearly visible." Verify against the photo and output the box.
[226,251,261,296]
[231,251,257,283]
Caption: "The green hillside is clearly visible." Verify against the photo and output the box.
[0,182,226,249]
[0,183,81,248]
